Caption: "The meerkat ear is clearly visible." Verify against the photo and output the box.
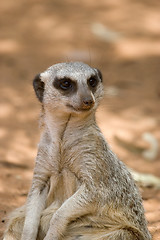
[95,68,103,82]
[33,74,45,103]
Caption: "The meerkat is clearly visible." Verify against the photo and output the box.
[3,62,151,240]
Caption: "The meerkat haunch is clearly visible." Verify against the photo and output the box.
[3,62,151,240]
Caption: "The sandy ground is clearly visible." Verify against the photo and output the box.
[0,0,160,239]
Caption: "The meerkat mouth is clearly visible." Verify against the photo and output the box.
[66,104,92,112]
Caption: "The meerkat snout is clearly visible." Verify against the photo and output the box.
[66,89,95,112]
[76,87,95,111]
[82,97,94,109]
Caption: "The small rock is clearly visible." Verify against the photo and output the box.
[142,133,159,161]
[91,23,122,42]
[105,86,120,97]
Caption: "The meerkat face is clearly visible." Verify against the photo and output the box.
[33,62,103,114]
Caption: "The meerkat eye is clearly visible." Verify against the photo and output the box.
[60,79,72,90]
[88,77,98,88]
[53,77,77,94]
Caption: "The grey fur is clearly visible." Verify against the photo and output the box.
[3,62,151,240]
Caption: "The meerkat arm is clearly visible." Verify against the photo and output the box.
[21,161,50,240]
[44,184,92,240]
[21,187,48,240]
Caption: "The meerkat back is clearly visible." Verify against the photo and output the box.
[3,62,151,240]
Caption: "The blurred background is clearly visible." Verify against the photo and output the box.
[0,0,160,238]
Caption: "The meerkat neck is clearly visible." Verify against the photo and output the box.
[69,111,96,127]
[42,108,96,141]
[42,109,70,140]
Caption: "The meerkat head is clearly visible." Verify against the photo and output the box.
[33,62,103,115]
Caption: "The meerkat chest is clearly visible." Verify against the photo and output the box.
[48,134,81,174]
[44,124,87,205]
[45,140,82,205]
[46,167,81,206]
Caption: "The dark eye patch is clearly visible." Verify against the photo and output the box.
[53,77,77,94]
[87,75,99,91]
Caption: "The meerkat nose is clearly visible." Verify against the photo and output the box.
[82,98,95,109]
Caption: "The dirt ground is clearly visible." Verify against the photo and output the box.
[0,0,160,239]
